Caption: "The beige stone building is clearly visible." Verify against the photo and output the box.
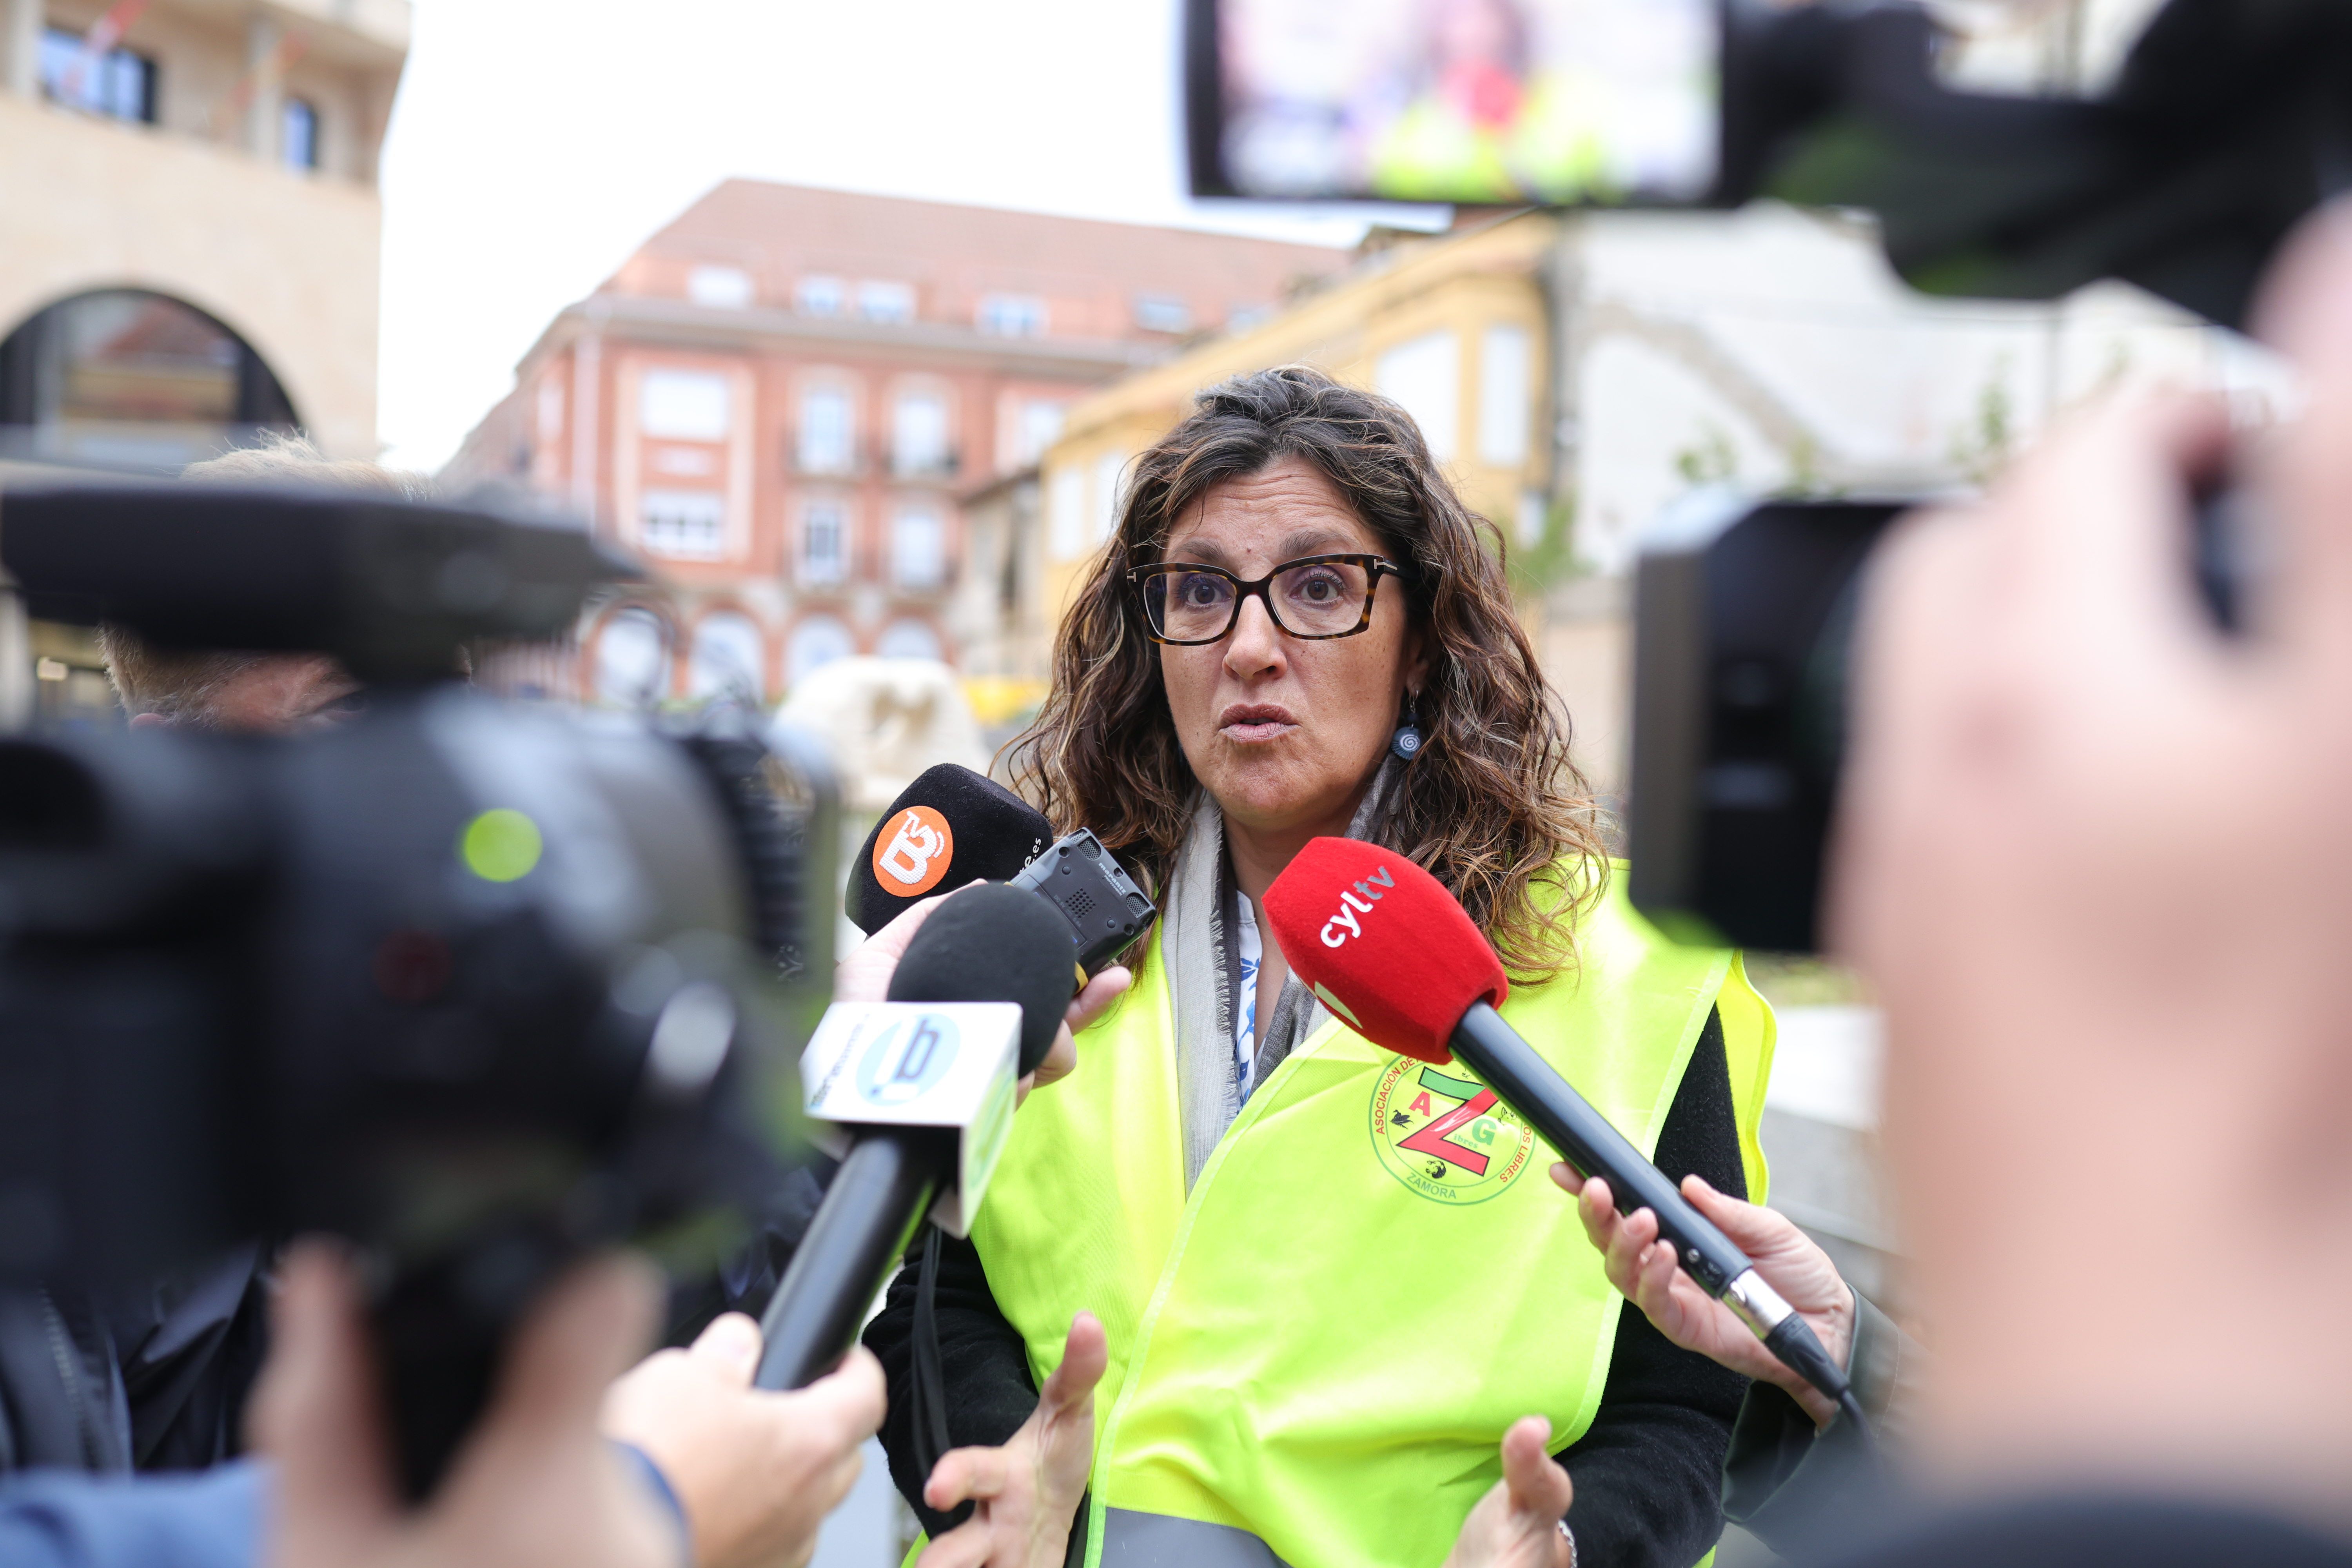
[0,0,408,726]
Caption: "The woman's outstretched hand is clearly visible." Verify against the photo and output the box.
[1563,1167,1855,1425]
[1443,1416,1575,1568]
[916,1312,1107,1568]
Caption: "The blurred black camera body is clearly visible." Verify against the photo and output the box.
[0,484,836,1495]
[1627,497,1902,952]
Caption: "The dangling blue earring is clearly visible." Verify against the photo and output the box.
[1390,691,1425,762]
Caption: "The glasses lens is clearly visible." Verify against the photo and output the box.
[1148,568,1237,641]
[1273,559,1373,635]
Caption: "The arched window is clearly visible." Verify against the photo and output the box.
[786,615,856,689]
[593,607,673,707]
[877,618,943,663]
[0,289,298,465]
[689,610,766,702]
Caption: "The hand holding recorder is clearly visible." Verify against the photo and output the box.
[847,764,1148,1091]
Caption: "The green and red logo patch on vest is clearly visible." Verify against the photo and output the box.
[1368,1057,1534,1204]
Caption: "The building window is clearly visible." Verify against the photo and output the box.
[1134,294,1193,334]
[535,378,564,444]
[796,276,846,316]
[689,266,755,309]
[797,385,855,473]
[40,29,156,124]
[1092,451,1126,544]
[652,445,715,476]
[1048,466,1085,561]
[877,619,943,663]
[282,98,319,171]
[689,611,766,701]
[0,290,298,463]
[977,294,1048,338]
[1228,303,1274,333]
[787,615,856,688]
[1517,490,1548,549]
[892,507,946,591]
[857,281,916,325]
[594,607,672,706]
[641,490,726,560]
[801,499,849,585]
[1478,325,1532,466]
[640,368,730,441]
[1014,400,1065,466]
[1376,331,1460,464]
[892,390,951,477]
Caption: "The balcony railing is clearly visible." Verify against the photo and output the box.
[888,445,960,482]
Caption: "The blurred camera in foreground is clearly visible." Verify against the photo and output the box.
[0,480,838,1497]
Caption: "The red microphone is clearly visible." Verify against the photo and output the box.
[1265,838,1865,1427]
[1260,838,1507,1063]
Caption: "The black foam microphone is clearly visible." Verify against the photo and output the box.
[849,765,1053,933]
[753,885,1071,1390]
[849,764,1159,985]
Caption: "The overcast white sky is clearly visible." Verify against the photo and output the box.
[376,0,1446,473]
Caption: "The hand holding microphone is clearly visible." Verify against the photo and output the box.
[1570,1170,1857,1428]
[838,894,1126,1100]
[756,884,1076,1392]
[1263,838,1866,1429]
[848,766,1149,1090]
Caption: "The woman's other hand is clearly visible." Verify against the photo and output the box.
[1562,1167,1854,1426]
[916,1312,1107,1568]
[1443,1416,1575,1568]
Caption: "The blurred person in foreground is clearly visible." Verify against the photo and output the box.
[1445,198,2352,1568]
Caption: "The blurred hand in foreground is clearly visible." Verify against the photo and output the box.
[253,1242,677,1568]
[1829,196,2352,1504]
[1563,1168,1853,1426]
[916,1312,1106,1568]
[603,1315,885,1568]
[834,890,1129,1103]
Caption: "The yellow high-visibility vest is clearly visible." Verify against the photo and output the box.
[971,864,1774,1568]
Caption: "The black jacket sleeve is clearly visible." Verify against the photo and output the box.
[105,1244,270,1472]
[1557,1006,1751,1568]
[863,1232,1040,1540]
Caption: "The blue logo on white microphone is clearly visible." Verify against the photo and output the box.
[856,1014,959,1105]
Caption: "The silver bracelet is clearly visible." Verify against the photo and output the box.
[1557,1519,1578,1568]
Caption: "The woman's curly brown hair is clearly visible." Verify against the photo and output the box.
[1005,365,1606,982]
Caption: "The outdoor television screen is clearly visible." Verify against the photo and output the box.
[1193,0,1719,207]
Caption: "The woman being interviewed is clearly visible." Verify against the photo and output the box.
[867,366,1774,1568]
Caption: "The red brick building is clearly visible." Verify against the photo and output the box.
[443,180,1345,704]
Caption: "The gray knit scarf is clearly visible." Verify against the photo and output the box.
[1162,756,1406,1188]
